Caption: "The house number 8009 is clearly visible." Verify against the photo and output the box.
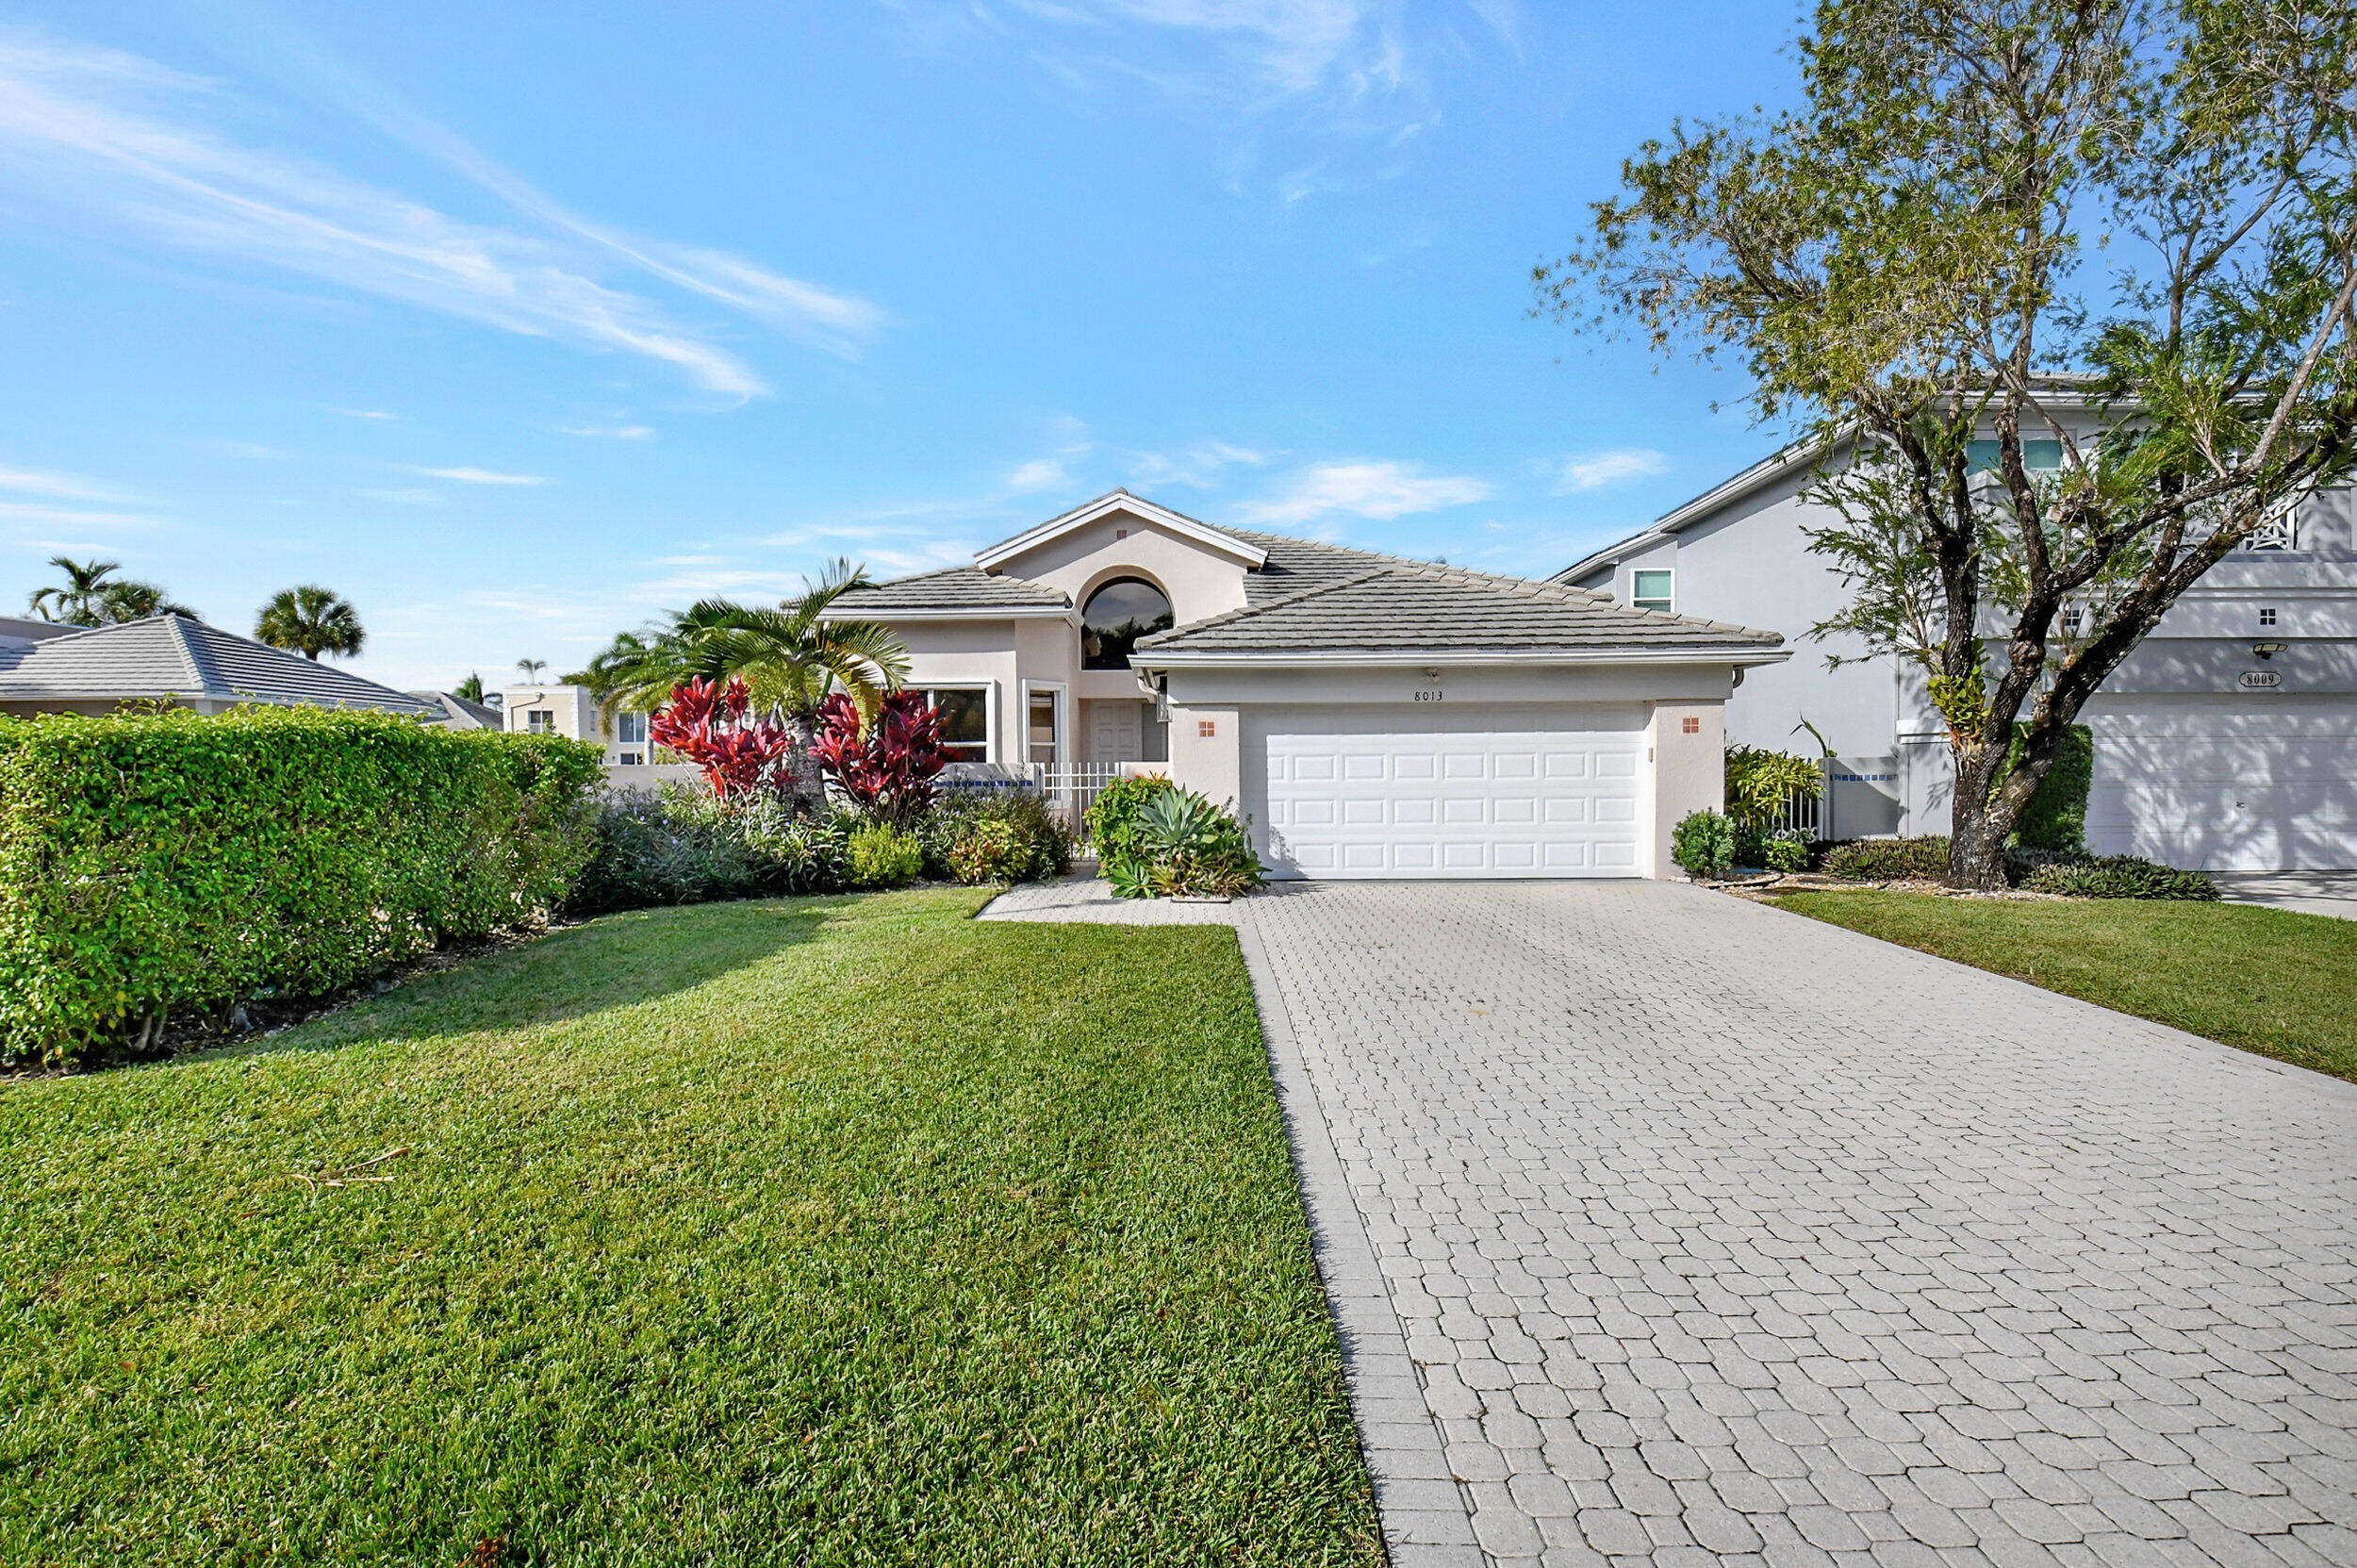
[1413,689,1444,701]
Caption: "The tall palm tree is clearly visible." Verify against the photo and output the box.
[588,559,910,722]
[26,556,199,624]
[27,556,123,624]
[254,586,365,660]
[515,658,548,682]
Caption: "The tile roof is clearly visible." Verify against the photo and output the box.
[828,566,1070,614]
[0,616,437,713]
[1133,560,1785,658]
[408,690,504,728]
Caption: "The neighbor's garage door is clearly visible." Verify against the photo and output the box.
[1259,704,1645,878]
[2085,697,2357,870]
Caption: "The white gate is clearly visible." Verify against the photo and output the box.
[1031,763,1125,848]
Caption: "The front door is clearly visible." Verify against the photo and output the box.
[1089,701,1142,765]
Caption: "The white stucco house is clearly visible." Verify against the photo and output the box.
[827,489,1788,879]
[1556,421,2357,871]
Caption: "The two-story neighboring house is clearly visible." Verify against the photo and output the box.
[828,488,1789,879]
[499,683,660,768]
[1556,424,2357,871]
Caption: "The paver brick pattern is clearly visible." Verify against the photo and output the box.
[988,878,2357,1568]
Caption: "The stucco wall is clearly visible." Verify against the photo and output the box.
[1644,701,1724,879]
[1165,702,1241,811]
[990,504,1253,626]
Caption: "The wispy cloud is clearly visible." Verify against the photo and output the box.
[0,32,885,396]
[1129,439,1267,487]
[559,424,654,440]
[339,407,399,421]
[1008,456,1072,492]
[1237,458,1491,528]
[0,464,128,502]
[418,467,550,486]
[1555,448,1669,493]
[0,499,155,527]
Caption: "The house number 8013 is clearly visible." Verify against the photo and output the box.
[1413,689,1445,701]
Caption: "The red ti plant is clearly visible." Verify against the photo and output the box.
[808,689,948,820]
[648,676,797,799]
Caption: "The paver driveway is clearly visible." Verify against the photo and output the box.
[986,878,2357,1568]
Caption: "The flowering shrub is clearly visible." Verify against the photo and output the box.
[809,690,947,821]
[648,676,798,799]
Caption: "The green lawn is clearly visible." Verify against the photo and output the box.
[0,888,1380,1567]
[1771,890,2357,1082]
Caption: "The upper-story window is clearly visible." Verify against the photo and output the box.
[1967,439,2064,473]
[524,709,554,734]
[616,711,649,745]
[1080,578,1174,669]
[1630,569,1674,615]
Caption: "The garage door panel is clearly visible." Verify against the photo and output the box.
[1261,706,1646,880]
[2085,700,2357,870]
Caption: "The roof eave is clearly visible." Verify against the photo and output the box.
[827,604,1073,621]
[1132,647,1793,670]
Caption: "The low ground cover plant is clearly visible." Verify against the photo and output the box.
[1822,835,1953,881]
[1101,786,1264,899]
[0,708,602,1067]
[2019,856,2218,901]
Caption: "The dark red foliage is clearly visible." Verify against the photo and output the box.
[648,676,797,799]
[809,689,948,819]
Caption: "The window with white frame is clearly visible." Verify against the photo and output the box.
[921,687,989,762]
[1966,438,2064,474]
[616,711,648,745]
[1630,569,1674,615]
[1026,688,1058,767]
[524,709,555,734]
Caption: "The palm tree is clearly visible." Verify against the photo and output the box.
[515,658,548,682]
[253,586,365,660]
[26,556,199,624]
[454,672,485,701]
[586,559,909,721]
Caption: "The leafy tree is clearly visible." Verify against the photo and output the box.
[453,672,486,702]
[1540,0,2357,887]
[253,585,365,661]
[26,556,199,626]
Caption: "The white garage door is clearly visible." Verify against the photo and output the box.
[2085,698,2357,870]
[1261,705,1645,878]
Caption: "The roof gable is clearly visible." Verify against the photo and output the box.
[976,490,1268,573]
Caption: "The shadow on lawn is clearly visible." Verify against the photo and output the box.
[218,895,851,1063]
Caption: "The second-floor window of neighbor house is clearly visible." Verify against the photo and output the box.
[1631,569,1674,615]
[617,711,649,745]
[1081,578,1175,669]
[1967,438,2064,473]
[922,688,989,762]
[525,709,554,734]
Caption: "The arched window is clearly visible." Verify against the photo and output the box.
[1080,578,1174,669]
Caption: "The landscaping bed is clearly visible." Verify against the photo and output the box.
[0,888,1379,1566]
[1770,889,2357,1084]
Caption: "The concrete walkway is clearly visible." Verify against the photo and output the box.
[2211,872,2357,922]
[981,878,2357,1568]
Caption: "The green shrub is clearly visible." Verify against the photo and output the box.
[1762,834,1811,874]
[1084,774,1174,860]
[1105,788,1264,899]
[568,788,850,915]
[1724,745,1823,833]
[0,708,602,1066]
[2021,855,2218,900]
[1996,724,2093,851]
[919,789,1071,885]
[1671,810,1736,879]
[848,820,923,888]
[1822,835,1952,881]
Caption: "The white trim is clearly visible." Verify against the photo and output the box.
[830,605,1072,621]
[915,682,996,764]
[976,490,1269,572]
[1133,647,1792,670]
[1019,678,1068,769]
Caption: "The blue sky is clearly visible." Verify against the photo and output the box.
[0,1,1803,691]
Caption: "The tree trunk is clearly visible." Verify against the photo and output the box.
[1945,737,2015,890]
[781,712,828,818]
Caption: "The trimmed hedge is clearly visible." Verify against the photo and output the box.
[0,708,602,1065]
[1821,835,1953,881]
